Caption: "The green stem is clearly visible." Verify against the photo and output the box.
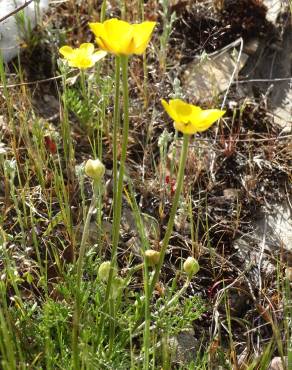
[100,0,106,22]
[106,55,129,353]
[143,262,150,369]
[121,0,126,19]
[138,0,148,107]
[149,134,190,294]
[72,183,99,369]
[124,179,151,365]
[134,278,191,339]
[95,56,121,351]
[112,56,121,228]
[142,55,148,108]
[61,67,74,173]
[80,69,86,99]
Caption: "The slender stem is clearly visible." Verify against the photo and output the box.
[124,179,151,365]
[142,55,148,108]
[100,0,106,22]
[95,56,121,351]
[72,184,99,369]
[143,262,150,369]
[119,134,190,350]
[139,0,144,21]
[61,67,74,171]
[149,134,190,294]
[134,278,191,338]
[112,56,121,228]
[121,0,126,19]
[106,55,129,353]
[93,0,106,116]
[138,0,148,107]
[80,69,87,99]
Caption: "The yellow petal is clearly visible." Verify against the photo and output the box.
[69,54,94,69]
[161,99,178,122]
[95,37,107,51]
[192,109,225,132]
[89,22,112,53]
[131,21,156,54]
[59,46,74,58]
[79,43,95,55]
[103,18,133,55]
[89,22,105,38]
[67,59,91,69]
[169,99,194,123]
[90,19,155,55]
[174,121,198,135]
[92,50,107,63]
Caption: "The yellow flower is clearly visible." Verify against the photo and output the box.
[59,43,107,69]
[161,99,225,135]
[89,18,156,56]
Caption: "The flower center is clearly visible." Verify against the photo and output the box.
[182,121,191,127]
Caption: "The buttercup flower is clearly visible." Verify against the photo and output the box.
[89,18,156,56]
[59,43,107,69]
[161,99,225,135]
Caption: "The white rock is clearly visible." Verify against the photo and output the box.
[268,356,288,370]
[263,0,283,25]
[0,0,49,62]
[272,88,292,133]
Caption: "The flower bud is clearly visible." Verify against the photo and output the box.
[111,276,125,299]
[84,158,105,182]
[183,257,200,278]
[98,261,115,282]
[145,250,160,266]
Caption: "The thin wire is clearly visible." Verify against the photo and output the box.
[0,0,34,23]
[234,77,292,84]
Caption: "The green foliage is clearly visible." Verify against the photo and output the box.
[155,295,205,337]
[65,88,95,128]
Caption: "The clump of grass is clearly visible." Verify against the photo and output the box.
[0,5,206,369]
[1,1,291,369]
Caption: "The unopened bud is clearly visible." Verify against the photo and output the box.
[111,276,125,299]
[98,261,115,282]
[85,158,105,182]
[183,257,199,277]
[145,250,160,266]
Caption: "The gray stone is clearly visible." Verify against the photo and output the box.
[169,329,198,366]
[182,42,248,103]
[240,26,292,133]
[0,0,49,62]
[234,201,292,286]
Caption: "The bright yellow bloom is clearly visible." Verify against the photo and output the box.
[89,18,156,56]
[161,99,225,135]
[59,43,107,69]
